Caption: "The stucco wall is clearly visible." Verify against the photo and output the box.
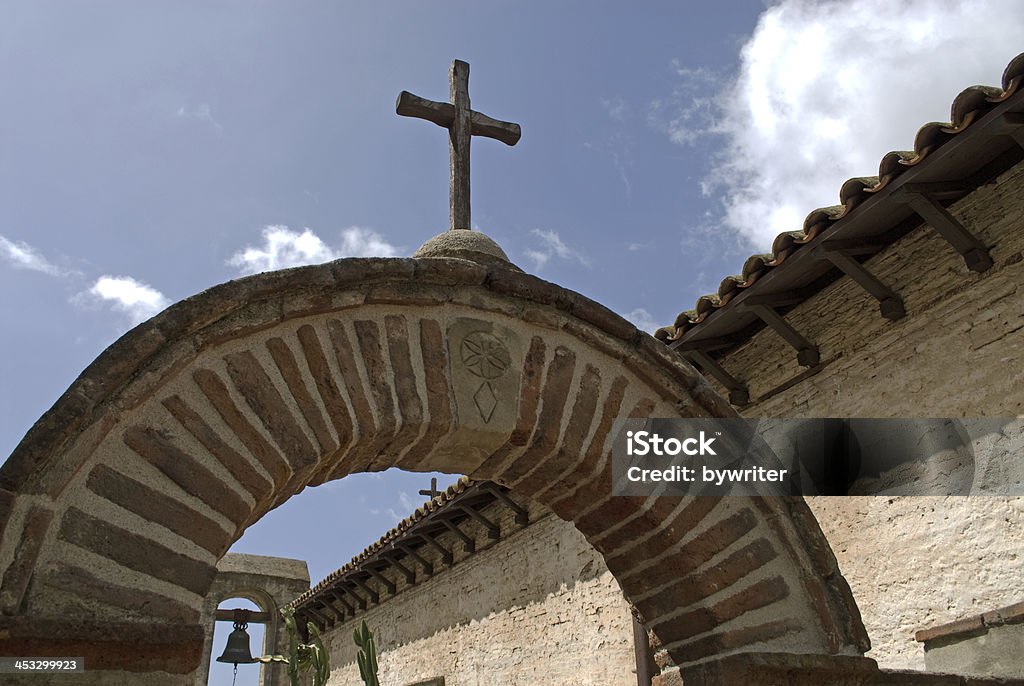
[704,160,1024,669]
[321,505,637,686]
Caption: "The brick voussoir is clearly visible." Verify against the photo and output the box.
[613,506,757,581]
[480,337,547,479]
[86,464,229,557]
[573,495,648,545]
[326,319,386,472]
[296,324,354,453]
[41,562,200,624]
[594,497,687,552]
[633,538,779,608]
[500,346,576,484]
[665,618,805,664]
[397,319,455,471]
[161,395,274,506]
[265,337,339,456]
[651,576,791,641]
[223,350,319,475]
[385,315,425,430]
[58,507,216,597]
[122,425,251,526]
[192,368,294,489]
[532,364,600,483]
[0,506,54,614]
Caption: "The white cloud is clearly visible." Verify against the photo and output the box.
[665,0,1024,249]
[623,307,662,333]
[0,235,62,276]
[175,103,223,134]
[83,275,170,325]
[228,225,400,275]
[524,228,590,271]
[601,96,631,122]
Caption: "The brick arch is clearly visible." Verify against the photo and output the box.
[0,257,867,682]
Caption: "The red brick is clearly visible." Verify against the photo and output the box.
[0,506,53,614]
[58,507,216,596]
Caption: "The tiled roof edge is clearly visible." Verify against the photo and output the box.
[288,475,475,608]
[656,51,1024,343]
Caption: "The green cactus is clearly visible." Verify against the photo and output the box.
[257,607,330,686]
[352,619,380,686]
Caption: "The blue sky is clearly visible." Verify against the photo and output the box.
[1,2,1021,683]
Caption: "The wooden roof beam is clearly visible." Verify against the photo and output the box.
[328,590,355,619]
[747,304,820,367]
[438,518,476,553]
[418,531,454,566]
[458,505,500,540]
[481,484,529,525]
[895,191,993,272]
[352,577,380,604]
[397,543,434,576]
[814,247,906,321]
[683,350,749,406]
[363,565,397,595]
[340,585,368,611]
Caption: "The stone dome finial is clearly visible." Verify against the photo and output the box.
[414,229,521,271]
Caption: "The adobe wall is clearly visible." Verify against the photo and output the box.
[321,501,638,686]
[704,160,1024,669]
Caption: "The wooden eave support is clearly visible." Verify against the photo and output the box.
[340,585,368,610]
[683,349,749,406]
[458,505,500,540]
[319,596,346,624]
[353,577,380,604]
[895,190,993,272]
[481,484,529,525]
[329,590,355,618]
[1003,111,1024,149]
[813,245,906,321]
[439,517,476,553]
[303,606,330,631]
[381,552,416,584]
[364,565,397,595]
[747,304,820,367]
[397,543,434,575]
[418,531,454,566]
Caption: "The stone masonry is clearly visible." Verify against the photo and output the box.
[322,499,637,686]
[700,158,1024,669]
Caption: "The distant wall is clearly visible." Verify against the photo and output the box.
[322,502,637,686]
[704,160,1024,670]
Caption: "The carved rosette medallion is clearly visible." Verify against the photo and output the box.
[459,331,511,423]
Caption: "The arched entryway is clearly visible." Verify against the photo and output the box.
[0,243,867,684]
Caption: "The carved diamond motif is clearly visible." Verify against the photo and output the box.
[473,381,498,423]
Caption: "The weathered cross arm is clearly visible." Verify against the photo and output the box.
[396,91,521,146]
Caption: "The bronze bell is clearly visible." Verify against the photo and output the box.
[217,609,258,665]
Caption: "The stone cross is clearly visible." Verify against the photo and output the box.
[397,59,521,231]
[418,477,442,500]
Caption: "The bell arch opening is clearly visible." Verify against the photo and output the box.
[0,256,868,683]
[208,597,265,685]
